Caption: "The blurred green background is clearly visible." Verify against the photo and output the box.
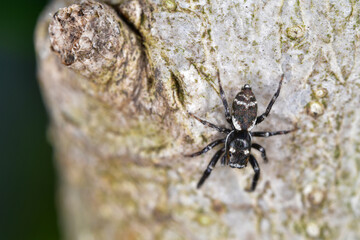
[0,0,60,239]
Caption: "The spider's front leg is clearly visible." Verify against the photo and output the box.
[217,70,232,126]
[247,155,260,192]
[255,74,284,125]
[197,147,225,188]
[251,143,268,163]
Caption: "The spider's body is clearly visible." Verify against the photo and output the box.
[187,72,295,191]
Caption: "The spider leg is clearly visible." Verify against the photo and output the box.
[255,74,284,125]
[247,155,260,192]
[184,138,225,157]
[251,129,295,137]
[220,154,227,166]
[197,147,225,188]
[217,70,232,126]
[251,143,268,163]
[188,112,231,134]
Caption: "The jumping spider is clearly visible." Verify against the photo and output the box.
[186,71,295,191]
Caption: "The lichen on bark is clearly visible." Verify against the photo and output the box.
[36,0,360,239]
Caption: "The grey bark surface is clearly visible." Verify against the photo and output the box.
[35,0,360,239]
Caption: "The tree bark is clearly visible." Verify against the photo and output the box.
[35,0,360,239]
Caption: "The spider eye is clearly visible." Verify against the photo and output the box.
[229,147,236,154]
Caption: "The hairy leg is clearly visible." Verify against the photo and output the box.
[256,74,284,125]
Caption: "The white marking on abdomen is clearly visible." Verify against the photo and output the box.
[247,118,256,131]
[234,99,257,108]
[232,116,242,130]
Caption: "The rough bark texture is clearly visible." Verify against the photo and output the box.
[35,0,360,239]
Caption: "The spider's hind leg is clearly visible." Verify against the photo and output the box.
[251,129,295,138]
[197,147,225,188]
[184,138,225,157]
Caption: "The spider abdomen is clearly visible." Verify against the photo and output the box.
[232,85,258,131]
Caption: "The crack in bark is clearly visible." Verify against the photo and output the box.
[107,1,155,94]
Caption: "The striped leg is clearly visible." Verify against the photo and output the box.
[247,155,260,192]
[188,112,231,134]
[185,138,225,157]
[255,74,284,125]
[251,129,295,138]
[252,143,268,163]
[217,70,232,126]
[197,147,225,188]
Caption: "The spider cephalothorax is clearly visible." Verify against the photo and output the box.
[186,71,295,191]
